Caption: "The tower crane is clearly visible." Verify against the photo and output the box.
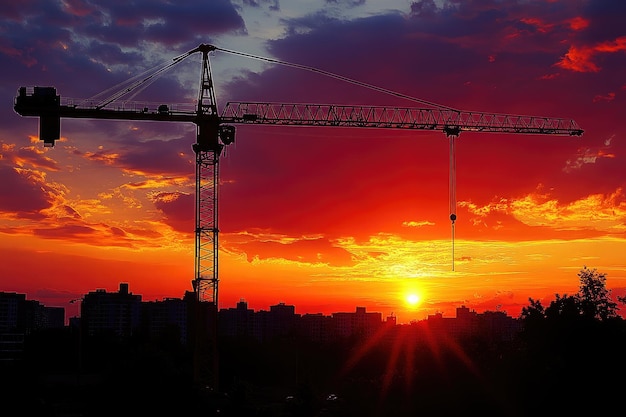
[13,43,583,389]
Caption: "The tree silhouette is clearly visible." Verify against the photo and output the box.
[520,265,620,321]
[517,266,626,415]
[577,265,619,320]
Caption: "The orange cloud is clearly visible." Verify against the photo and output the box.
[556,45,599,72]
[82,150,121,165]
[568,17,589,31]
[595,35,626,53]
[557,35,626,73]
[1,141,61,171]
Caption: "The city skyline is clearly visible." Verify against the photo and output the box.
[0,277,592,327]
[1,283,521,335]
[1,1,626,324]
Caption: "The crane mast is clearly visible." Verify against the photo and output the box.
[191,44,225,389]
[13,43,583,392]
[192,44,222,307]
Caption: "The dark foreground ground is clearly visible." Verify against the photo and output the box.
[2,322,625,417]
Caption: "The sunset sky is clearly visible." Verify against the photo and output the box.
[1,0,625,323]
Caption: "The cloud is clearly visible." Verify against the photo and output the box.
[463,188,626,236]
[556,44,600,72]
[73,135,196,178]
[563,138,616,173]
[556,36,626,73]
[592,92,616,103]
[0,140,184,248]
[224,230,355,266]
[152,191,194,233]
[2,141,60,171]
[403,220,435,228]
[0,166,54,219]
[0,0,246,102]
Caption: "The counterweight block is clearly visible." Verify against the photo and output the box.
[40,115,61,147]
[15,86,61,147]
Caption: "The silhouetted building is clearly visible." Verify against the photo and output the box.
[449,305,479,338]
[415,305,521,345]
[299,312,333,343]
[142,296,189,346]
[0,291,64,361]
[3,285,524,351]
[480,309,522,342]
[81,283,141,339]
[0,292,26,333]
[267,302,300,339]
[0,332,24,362]
[253,309,269,341]
[332,306,382,339]
[219,299,254,338]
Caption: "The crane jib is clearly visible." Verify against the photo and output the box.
[15,87,584,148]
[219,102,584,136]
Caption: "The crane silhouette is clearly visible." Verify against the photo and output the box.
[13,43,583,389]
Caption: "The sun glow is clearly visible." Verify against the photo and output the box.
[406,293,420,307]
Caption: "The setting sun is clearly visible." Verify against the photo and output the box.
[406,293,421,307]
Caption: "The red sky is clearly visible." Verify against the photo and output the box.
[1,0,625,323]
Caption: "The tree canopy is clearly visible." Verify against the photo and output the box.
[520,265,621,322]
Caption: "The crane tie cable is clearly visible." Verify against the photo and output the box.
[214,47,461,112]
[86,49,196,109]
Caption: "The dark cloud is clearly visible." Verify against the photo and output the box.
[0,0,245,99]
[0,0,246,48]
[255,2,585,109]
[58,205,82,220]
[31,222,148,248]
[242,0,279,11]
[33,223,97,238]
[152,191,194,233]
[5,144,61,172]
[0,165,53,218]
[410,0,439,17]
[581,0,626,42]
[116,135,196,177]
[230,236,356,267]
[76,0,246,47]
[325,0,365,7]
[70,134,195,177]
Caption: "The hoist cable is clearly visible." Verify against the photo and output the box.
[449,135,457,271]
